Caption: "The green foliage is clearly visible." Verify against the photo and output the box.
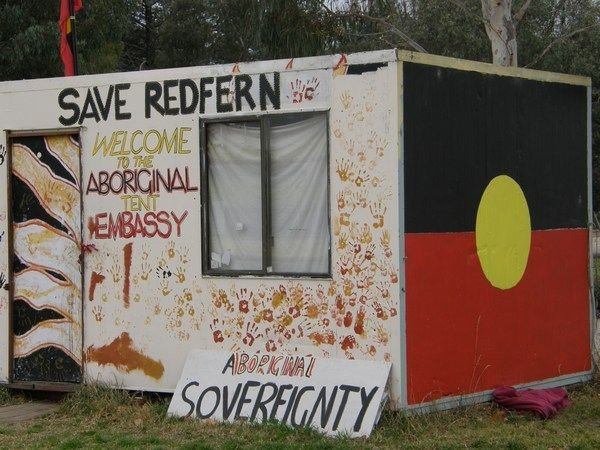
[119,0,164,71]
[155,0,338,68]
[155,0,214,67]
[0,0,129,80]
[395,0,489,61]
[519,0,600,208]
[76,0,129,75]
[0,2,62,80]
[258,0,337,59]
[0,0,599,205]
[2,1,598,81]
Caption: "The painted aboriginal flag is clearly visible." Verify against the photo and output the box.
[403,62,591,404]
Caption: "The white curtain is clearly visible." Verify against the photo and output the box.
[270,115,329,273]
[207,115,329,274]
[208,122,262,270]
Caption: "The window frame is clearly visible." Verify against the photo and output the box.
[200,111,331,278]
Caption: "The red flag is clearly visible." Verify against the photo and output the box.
[60,0,83,76]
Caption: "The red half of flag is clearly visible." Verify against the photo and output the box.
[60,0,83,77]
[405,229,591,405]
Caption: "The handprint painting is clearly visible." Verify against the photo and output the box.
[0,50,592,413]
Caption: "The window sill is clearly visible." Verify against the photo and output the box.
[201,273,332,281]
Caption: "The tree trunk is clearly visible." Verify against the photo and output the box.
[481,0,518,67]
[144,0,155,68]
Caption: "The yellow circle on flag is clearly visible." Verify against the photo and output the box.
[475,175,531,290]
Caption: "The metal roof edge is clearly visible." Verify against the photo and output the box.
[397,50,591,86]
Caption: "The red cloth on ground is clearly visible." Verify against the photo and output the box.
[492,385,572,419]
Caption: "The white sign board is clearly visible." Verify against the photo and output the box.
[168,350,391,437]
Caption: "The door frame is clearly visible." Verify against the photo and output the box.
[6,127,83,389]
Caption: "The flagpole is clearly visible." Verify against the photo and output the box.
[69,0,79,76]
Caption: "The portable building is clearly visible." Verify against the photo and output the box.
[0,49,593,411]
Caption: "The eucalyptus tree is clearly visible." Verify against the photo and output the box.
[119,0,165,71]
[156,0,337,68]
[0,2,62,80]
[0,0,129,80]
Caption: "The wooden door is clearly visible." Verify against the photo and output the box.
[11,134,82,383]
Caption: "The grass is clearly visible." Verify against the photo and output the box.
[0,385,27,407]
[1,378,600,449]
[0,386,12,406]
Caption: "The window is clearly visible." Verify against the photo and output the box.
[201,112,330,276]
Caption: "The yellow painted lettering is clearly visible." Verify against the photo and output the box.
[130,130,143,154]
[162,128,178,154]
[144,129,161,154]
[92,132,111,157]
[179,127,191,154]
